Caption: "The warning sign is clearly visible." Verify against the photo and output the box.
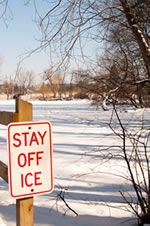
[7,121,53,199]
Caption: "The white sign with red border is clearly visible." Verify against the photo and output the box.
[7,121,53,199]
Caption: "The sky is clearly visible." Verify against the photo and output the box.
[0,1,52,82]
[0,1,103,83]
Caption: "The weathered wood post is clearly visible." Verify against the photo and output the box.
[0,99,34,225]
[13,98,34,226]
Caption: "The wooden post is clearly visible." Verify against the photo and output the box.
[0,112,14,125]
[0,161,8,183]
[13,98,34,226]
[16,198,34,226]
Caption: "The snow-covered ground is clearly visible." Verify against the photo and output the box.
[0,99,149,226]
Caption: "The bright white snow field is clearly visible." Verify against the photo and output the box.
[0,99,149,226]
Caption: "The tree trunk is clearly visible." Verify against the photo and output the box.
[120,0,150,77]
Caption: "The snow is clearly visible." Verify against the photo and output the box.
[0,99,148,225]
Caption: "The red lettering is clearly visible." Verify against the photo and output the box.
[13,133,21,147]
[38,131,47,145]
[21,174,24,188]
[20,172,42,188]
[35,171,42,186]
[29,132,39,146]
[36,151,44,165]
[22,132,29,146]
[13,130,47,147]
[28,152,35,166]
[18,153,27,167]
[18,151,44,168]
[25,173,33,187]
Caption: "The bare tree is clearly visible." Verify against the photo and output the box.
[71,69,92,99]
[2,77,14,99]
[0,0,9,21]
[109,106,150,225]
[39,82,51,100]
[1,1,149,105]
[119,0,150,77]
[14,62,34,95]
[33,1,149,67]
[43,68,63,99]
